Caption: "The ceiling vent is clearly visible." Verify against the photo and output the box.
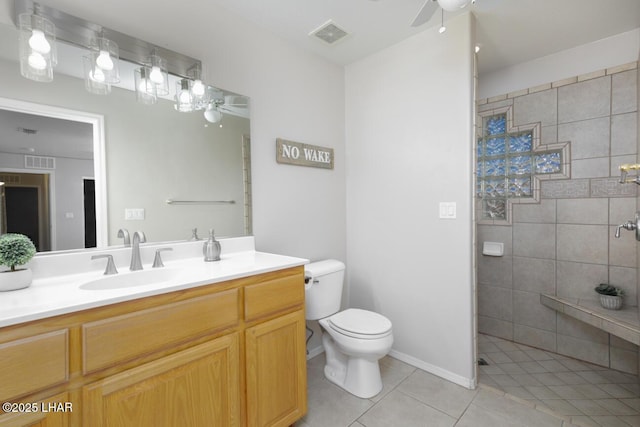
[17,126,38,135]
[309,20,349,45]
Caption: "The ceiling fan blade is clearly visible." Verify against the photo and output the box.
[411,0,439,27]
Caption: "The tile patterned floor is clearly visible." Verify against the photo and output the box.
[297,335,640,427]
[297,353,581,427]
[478,334,640,427]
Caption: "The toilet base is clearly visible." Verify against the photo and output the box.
[322,332,384,399]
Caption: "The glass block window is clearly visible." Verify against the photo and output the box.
[477,113,561,221]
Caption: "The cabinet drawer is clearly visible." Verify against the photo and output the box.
[244,272,304,322]
[83,289,239,374]
[0,330,68,402]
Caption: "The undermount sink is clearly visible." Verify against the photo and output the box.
[79,268,182,290]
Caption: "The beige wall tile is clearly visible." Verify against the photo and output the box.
[557,224,608,264]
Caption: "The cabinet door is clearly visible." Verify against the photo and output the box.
[83,334,240,427]
[0,391,71,427]
[245,309,307,427]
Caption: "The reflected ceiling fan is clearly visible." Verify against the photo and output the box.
[204,90,250,124]
[411,0,476,27]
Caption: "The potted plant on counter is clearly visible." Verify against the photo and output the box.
[0,233,36,291]
[595,283,624,310]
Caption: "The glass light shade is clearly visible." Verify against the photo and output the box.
[147,54,169,96]
[87,38,120,84]
[437,0,471,11]
[134,67,157,105]
[83,56,111,95]
[186,64,208,110]
[174,79,195,112]
[18,13,57,82]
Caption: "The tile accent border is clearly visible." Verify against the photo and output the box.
[477,61,639,105]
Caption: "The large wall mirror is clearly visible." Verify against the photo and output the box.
[0,22,251,253]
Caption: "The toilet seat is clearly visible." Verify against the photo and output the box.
[327,308,392,340]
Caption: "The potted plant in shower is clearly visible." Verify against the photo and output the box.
[0,233,36,291]
[595,283,625,310]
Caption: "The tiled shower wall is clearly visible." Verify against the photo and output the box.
[476,62,639,374]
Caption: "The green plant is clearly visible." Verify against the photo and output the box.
[595,283,624,297]
[0,233,36,272]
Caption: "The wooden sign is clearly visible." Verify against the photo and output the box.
[276,138,334,170]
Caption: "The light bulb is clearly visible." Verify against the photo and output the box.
[178,90,192,104]
[95,50,114,71]
[28,29,51,54]
[91,67,106,82]
[149,66,164,84]
[192,80,205,97]
[439,25,446,34]
[137,79,149,93]
[27,52,47,70]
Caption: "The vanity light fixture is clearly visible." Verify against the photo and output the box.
[187,64,208,110]
[174,78,195,112]
[83,36,120,95]
[13,0,227,121]
[83,55,111,94]
[134,67,157,105]
[84,37,120,85]
[17,7,57,82]
[146,52,170,96]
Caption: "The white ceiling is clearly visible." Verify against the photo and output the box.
[206,0,640,74]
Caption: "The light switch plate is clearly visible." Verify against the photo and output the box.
[125,208,145,220]
[439,202,456,219]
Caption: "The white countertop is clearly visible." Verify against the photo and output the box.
[0,238,308,328]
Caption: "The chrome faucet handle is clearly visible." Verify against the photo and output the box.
[91,254,118,275]
[117,229,131,247]
[615,212,640,240]
[152,248,173,268]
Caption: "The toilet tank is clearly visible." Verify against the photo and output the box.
[304,259,346,320]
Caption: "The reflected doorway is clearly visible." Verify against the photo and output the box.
[0,171,51,251]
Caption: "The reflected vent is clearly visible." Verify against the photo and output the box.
[25,155,55,170]
[0,174,21,184]
[309,20,349,45]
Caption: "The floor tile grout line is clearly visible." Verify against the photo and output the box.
[478,334,640,427]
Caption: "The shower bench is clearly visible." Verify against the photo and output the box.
[540,294,640,346]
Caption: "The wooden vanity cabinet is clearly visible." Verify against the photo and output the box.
[0,266,306,427]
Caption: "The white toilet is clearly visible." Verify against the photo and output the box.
[305,259,393,398]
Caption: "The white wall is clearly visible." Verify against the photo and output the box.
[479,28,640,100]
[345,13,476,387]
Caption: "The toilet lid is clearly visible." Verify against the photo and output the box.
[328,308,392,337]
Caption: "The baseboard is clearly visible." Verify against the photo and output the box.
[306,345,325,360]
[388,349,476,390]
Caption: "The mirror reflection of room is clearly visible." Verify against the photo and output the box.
[0,1,251,253]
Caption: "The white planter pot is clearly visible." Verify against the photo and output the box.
[599,294,623,310]
[0,268,32,291]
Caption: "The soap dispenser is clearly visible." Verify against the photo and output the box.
[203,229,221,262]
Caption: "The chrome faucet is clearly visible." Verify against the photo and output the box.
[117,228,131,247]
[130,231,147,271]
